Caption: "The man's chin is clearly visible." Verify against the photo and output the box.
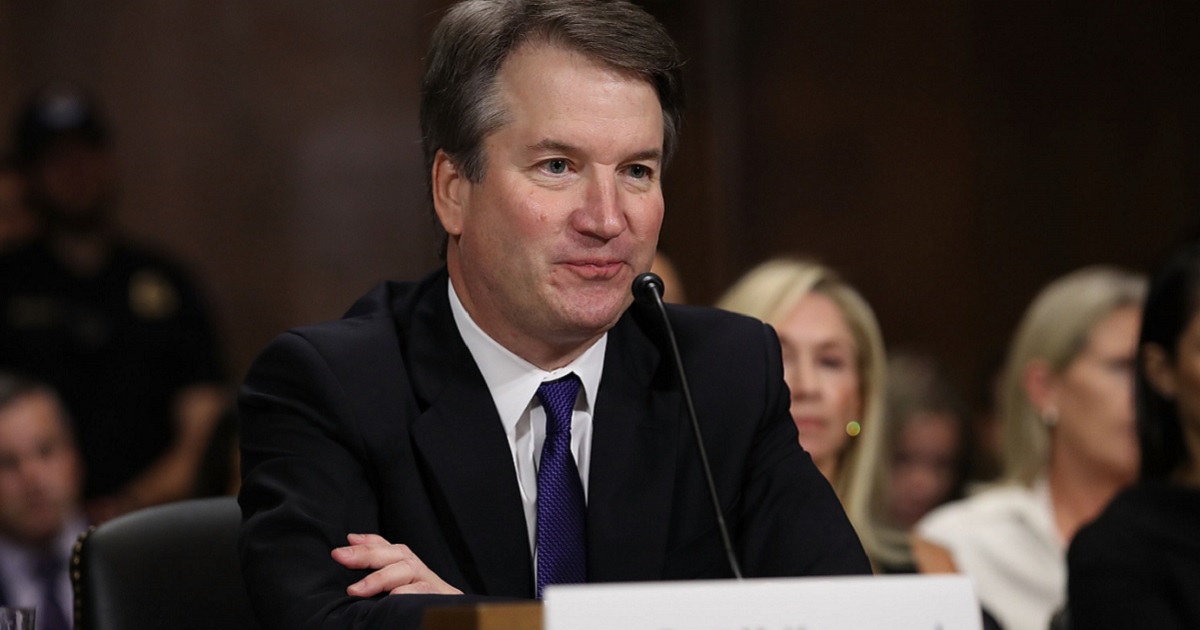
[10,519,65,546]
[571,292,632,326]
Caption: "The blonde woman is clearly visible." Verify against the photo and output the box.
[913,266,1147,630]
[717,258,886,497]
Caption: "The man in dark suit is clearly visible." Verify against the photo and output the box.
[237,1,871,629]
[0,374,84,630]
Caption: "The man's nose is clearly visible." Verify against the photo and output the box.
[16,455,43,482]
[574,173,627,240]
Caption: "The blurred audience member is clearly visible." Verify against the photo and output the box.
[192,406,240,498]
[0,156,38,252]
[651,250,687,303]
[0,373,84,630]
[0,85,227,522]
[913,266,1147,630]
[844,351,970,573]
[718,258,886,495]
[969,354,1005,484]
[1068,243,1200,629]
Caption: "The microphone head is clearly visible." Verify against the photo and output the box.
[632,272,666,304]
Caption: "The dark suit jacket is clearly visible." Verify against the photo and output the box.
[238,268,869,630]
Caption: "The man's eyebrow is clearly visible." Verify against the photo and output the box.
[526,139,663,163]
[626,148,663,163]
[527,139,578,154]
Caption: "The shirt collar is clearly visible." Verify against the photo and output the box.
[447,279,606,428]
[0,509,88,569]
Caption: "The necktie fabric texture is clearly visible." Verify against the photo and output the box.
[535,373,586,599]
[35,551,71,630]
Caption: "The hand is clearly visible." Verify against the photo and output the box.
[331,533,463,597]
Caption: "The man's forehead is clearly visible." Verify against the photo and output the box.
[0,393,66,427]
[497,40,656,99]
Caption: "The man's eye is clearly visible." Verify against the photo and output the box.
[544,159,569,174]
[628,164,650,179]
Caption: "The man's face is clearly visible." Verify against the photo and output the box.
[440,43,665,367]
[29,137,115,232]
[0,393,82,547]
[0,170,37,247]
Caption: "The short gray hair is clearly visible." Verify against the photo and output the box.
[420,0,686,256]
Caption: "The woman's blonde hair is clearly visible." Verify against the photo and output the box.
[998,266,1147,486]
[717,258,887,496]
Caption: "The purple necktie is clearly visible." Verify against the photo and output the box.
[35,552,71,630]
[535,373,586,599]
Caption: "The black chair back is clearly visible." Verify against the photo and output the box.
[72,496,260,630]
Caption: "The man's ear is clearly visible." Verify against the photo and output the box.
[1142,343,1177,399]
[1023,359,1059,417]
[432,149,467,237]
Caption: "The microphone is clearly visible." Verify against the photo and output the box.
[632,272,744,580]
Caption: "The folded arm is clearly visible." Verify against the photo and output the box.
[239,331,497,630]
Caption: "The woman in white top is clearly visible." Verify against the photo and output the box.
[913,266,1146,630]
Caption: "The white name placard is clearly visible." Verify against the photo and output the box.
[544,574,981,630]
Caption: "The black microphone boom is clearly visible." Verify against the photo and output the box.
[631,272,744,580]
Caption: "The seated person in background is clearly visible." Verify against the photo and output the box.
[0,373,85,630]
[717,257,887,497]
[0,156,38,252]
[192,406,241,498]
[1068,242,1200,629]
[0,86,227,522]
[237,3,870,630]
[913,266,1147,630]
[968,355,1005,484]
[843,351,971,573]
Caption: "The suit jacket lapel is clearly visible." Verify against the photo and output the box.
[405,272,533,597]
[586,309,679,582]
[400,274,679,590]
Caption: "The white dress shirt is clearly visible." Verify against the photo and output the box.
[916,478,1064,630]
[448,280,606,556]
[0,510,88,630]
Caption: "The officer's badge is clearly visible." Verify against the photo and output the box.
[129,269,179,319]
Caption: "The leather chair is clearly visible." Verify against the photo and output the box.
[71,496,260,630]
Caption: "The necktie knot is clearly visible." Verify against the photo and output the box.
[537,374,580,436]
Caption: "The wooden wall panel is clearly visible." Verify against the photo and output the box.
[2,0,1196,404]
[656,0,1199,402]
[0,1,450,380]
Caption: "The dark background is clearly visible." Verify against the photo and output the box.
[2,0,1196,408]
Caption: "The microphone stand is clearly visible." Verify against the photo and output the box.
[633,272,744,580]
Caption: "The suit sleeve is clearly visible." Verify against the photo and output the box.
[237,331,509,630]
[735,323,872,577]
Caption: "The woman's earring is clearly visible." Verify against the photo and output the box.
[1040,406,1059,428]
